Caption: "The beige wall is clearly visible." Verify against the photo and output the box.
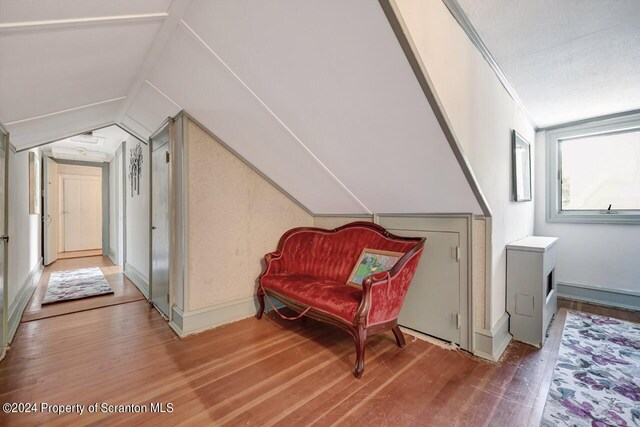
[395,0,536,328]
[186,120,313,311]
[57,164,101,176]
[313,216,372,229]
[472,217,487,329]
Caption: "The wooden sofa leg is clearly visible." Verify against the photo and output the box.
[256,290,265,320]
[392,325,406,348]
[354,326,367,379]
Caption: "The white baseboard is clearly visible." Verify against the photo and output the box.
[7,259,43,344]
[170,296,259,337]
[169,295,284,337]
[473,311,511,362]
[557,281,640,311]
[124,263,149,299]
[107,249,117,266]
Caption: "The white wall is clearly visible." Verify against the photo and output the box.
[534,131,640,294]
[8,148,42,312]
[109,155,116,258]
[396,0,536,328]
[124,136,149,282]
[115,145,124,265]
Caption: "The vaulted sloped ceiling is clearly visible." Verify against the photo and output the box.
[0,0,483,215]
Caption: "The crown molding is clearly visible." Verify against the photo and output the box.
[441,0,537,130]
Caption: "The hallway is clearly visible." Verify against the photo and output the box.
[21,256,144,322]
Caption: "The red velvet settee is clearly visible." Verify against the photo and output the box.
[256,222,425,378]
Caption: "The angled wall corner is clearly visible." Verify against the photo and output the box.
[378,0,491,218]
[384,0,536,354]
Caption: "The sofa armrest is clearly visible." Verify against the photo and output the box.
[355,248,424,327]
[260,250,284,278]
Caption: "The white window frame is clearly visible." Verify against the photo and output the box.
[546,112,640,225]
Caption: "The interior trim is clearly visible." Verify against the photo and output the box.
[51,158,110,255]
[539,107,640,131]
[169,296,264,337]
[145,80,182,110]
[116,0,194,123]
[440,0,536,129]
[5,97,126,126]
[124,262,149,299]
[379,0,492,217]
[14,122,145,153]
[182,111,315,217]
[0,13,168,31]
[7,260,43,345]
[558,282,640,311]
[473,311,511,361]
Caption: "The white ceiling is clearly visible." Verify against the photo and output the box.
[40,124,128,162]
[0,0,483,215]
[457,0,640,128]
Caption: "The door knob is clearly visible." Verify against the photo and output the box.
[151,226,157,230]
[0,235,9,243]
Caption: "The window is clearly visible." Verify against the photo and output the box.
[547,114,640,224]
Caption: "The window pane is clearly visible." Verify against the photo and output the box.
[560,129,640,211]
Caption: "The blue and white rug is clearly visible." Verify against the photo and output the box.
[42,267,114,305]
[541,311,640,426]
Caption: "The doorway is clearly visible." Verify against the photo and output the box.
[150,121,171,318]
[0,125,8,350]
[27,125,147,321]
[60,166,102,254]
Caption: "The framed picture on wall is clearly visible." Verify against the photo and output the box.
[29,152,40,214]
[347,248,404,288]
[512,130,532,202]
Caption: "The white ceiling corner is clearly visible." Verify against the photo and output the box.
[6,97,125,149]
[457,0,640,128]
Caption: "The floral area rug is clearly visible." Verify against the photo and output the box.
[42,267,114,304]
[541,311,640,426]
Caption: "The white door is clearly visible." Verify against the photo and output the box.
[396,230,461,344]
[0,126,8,348]
[378,215,470,349]
[63,177,102,252]
[150,123,170,318]
[43,157,58,265]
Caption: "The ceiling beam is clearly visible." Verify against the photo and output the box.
[5,97,126,126]
[0,13,168,31]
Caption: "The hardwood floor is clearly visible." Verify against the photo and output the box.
[0,297,637,426]
[57,249,103,260]
[21,256,145,322]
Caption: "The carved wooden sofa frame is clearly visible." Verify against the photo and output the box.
[256,222,425,378]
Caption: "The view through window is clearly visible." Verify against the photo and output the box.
[560,129,640,211]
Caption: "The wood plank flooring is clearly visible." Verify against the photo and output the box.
[22,256,144,322]
[1,294,637,426]
[57,249,103,260]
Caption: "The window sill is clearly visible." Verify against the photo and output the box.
[547,211,640,225]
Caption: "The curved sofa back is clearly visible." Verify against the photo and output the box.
[276,222,421,283]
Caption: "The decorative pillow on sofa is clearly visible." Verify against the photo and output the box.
[347,248,404,287]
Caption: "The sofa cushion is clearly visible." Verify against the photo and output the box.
[261,274,362,323]
[278,227,417,283]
